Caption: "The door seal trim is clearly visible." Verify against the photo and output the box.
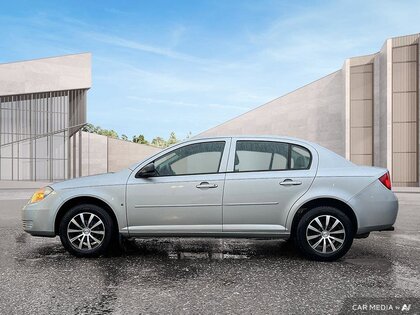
[224,201,279,206]
[134,203,221,208]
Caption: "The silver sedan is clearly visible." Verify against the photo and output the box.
[22,136,398,261]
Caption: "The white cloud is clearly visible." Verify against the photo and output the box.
[86,32,211,64]
[125,96,201,108]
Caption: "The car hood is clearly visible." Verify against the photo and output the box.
[50,168,133,190]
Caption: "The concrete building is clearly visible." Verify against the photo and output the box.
[0,53,91,181]
[0,54,161,182]
[200,33,420,188]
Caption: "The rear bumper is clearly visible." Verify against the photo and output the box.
[348,180,398,235]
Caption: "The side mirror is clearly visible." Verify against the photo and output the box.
[136,162,157,178]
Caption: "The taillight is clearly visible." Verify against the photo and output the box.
[379,172,392,190]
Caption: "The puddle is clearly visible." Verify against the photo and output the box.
[124,238,289,260]
[16,237,297,263]
[167,251,251,260]
[15,243,68,263]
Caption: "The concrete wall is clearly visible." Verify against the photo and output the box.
[107,137,162,172]
[199,71,346,155]
[80,132,108,176]
[0,53,91,96]
[80,132,161,176]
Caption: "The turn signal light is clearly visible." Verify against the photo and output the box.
[379,172,392,190]
[29,186,54,204]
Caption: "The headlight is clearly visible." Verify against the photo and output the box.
[29,186,54,204]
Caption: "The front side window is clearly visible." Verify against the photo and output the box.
[234,141,311,172]
[154,141,225,176]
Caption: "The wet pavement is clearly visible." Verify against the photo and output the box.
[0,194,420,314]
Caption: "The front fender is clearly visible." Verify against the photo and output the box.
[55,185,127,233]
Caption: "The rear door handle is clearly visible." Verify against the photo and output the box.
[196,182,218,189]
[280,179,302,186]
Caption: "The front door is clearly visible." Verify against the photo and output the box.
[222,139,316,235]
[126,139,231,235]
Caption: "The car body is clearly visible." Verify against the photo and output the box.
[22,136,398,261]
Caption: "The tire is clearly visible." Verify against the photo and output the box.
[294,206,354,262]
[59,203,116,257]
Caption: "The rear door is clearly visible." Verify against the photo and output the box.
[222,138,317,234]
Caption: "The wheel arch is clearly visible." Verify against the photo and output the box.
[289,197,358,238]
[54,196,119,235]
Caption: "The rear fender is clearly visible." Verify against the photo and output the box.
[285,175,376,231]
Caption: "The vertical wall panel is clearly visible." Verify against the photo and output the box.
[392,44,419,187]
[392,93,417,122]
[393,62,417,92]
[393,45,417,62]
[393,153,418,183]
[350,100,373,127]
[350,63,374,165]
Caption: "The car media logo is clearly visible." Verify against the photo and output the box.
[340,298,419,314]
[352,304,411,312]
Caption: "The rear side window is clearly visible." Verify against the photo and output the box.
[234,141,311,172]
[234,141,289,172]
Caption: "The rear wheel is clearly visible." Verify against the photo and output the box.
[59,204,115,257]
[294,206,354,261]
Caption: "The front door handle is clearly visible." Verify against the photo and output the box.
[196,182,218,189]
[280,179,302,186]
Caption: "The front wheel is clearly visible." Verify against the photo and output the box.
[59,204,115,257]
[294,206,354,261]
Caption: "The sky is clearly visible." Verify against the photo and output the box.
[1,0,420,141]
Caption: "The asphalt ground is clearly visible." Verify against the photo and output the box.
[0,192,419,314]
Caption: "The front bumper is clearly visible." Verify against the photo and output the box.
[21,196,58,237]
[348,180,399,235]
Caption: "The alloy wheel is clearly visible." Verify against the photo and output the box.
[67,212,106,250]
[306,215,346,254]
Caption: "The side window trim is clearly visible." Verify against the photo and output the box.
[136,140,228,178]
[230,140,312,173]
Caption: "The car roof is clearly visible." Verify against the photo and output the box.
[191,134,316,146]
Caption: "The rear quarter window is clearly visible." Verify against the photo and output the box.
[290,145,311,169]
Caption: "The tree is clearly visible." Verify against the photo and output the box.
[166,131,178,146]
[81,123,118,139]
[82,123,184,146]
[132,134,149,144]
[151,136,166,148]
[99,129,119,139]
[82,123,96,133]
